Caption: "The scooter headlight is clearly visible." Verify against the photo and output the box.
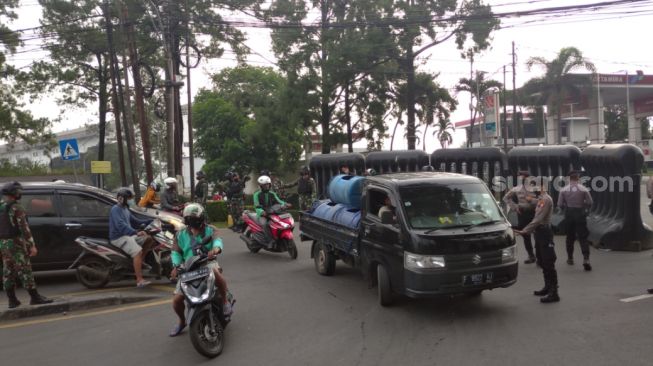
[181,271,214,304]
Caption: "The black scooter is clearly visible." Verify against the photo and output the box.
[177,247,234,358]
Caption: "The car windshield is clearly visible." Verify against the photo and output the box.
[399,183,504,230]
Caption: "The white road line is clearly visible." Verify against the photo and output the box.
[620,294,653,303]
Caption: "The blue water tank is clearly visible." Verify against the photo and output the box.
[309,199,330,213]
[312,201,345,222]
[333,207,361,229]
[328,175,364,209]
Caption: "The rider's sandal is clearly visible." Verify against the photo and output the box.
[169,323,186,337]
[136,280,151,288]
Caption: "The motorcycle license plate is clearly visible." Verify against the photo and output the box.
[180,267,210,282]
[462,272,493,286]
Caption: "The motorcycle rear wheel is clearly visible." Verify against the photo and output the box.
[76,256,111,289]
[190,309,224,358]
[286,239,298,260]
[244,230,261,253]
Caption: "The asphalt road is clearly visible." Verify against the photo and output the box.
[1,185,653,365]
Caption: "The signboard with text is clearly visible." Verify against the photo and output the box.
[91,161,112,174]
[482,93,501,137]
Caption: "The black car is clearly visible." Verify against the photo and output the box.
[2,182,184,271]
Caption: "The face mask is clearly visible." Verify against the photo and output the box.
[127,199,135,207]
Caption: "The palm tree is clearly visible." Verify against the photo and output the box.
[434,119,455,149]
[525,47,596,144]
[456,71,502,147]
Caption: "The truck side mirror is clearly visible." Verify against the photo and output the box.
[380,211,394,225]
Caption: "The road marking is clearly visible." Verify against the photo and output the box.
[0,299,169,330]
[620,294,653,303]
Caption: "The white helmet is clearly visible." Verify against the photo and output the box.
[164,177,177,188]
[257,175,271,185]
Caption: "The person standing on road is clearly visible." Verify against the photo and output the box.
[160,177,182,214]
[0,181,53,309]
[503,171,538,264]
[558,170,594,271]
[282,166,317,211]
[514,182,560,303]
[194,171,209,207]
[226,172,248,232]
[109,188,154,287]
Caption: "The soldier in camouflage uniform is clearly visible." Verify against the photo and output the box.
[194,171,210,207]
[282,166,317,211]
[226,172,248,232]
[0,181,53,309]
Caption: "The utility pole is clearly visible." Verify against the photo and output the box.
[103,0,127,187]
[503,65,508,151]
[468,53,474,148]
[123,1,154,185]
[164,1,176,178]
[119,5,141,198]
[511,41,518,147]
[185,0,195,195]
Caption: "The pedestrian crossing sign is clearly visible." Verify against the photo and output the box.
[59,139,80,161]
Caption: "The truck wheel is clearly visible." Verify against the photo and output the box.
[314,241,335,276]
[376,264,393,306]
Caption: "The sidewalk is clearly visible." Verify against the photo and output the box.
[0,284,174,322]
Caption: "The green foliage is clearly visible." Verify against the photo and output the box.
[205,200,229,222]
[604,105,628,142]
[193,66,303,184]
[455,71,502,147]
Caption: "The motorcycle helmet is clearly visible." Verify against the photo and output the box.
[258,175,272,191]
[1,181,23,197]
[116,188,134,205]
[150,181,161,192]
[196,170,206,179]
[182,203,206,229]
[164,177,178,189]
[300,166,310,175]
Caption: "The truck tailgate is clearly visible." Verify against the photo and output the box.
[300,212,359,255]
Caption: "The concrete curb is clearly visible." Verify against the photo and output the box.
[0,293,160,322]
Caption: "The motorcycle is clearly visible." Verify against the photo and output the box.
[71,219,176,289]
[239,203,298,259]
[176,247,234,358]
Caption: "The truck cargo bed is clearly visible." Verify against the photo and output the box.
[300,212,360,257]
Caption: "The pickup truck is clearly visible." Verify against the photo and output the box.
[300,172,518,306]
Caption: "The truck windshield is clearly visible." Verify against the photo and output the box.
[399,183,504,230]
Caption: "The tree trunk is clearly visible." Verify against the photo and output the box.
[345,82,353,152]
[97,54,107,189]
[405,52,417,150]
[390,110,402,151]
[422,124,428,151]
[319,0,330,154]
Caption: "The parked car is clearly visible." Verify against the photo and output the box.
[0,182,184,271]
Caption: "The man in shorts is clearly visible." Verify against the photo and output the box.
[109,188,154,287]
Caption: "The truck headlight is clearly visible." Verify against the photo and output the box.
[501,246,517,263]
[404,252,445,271]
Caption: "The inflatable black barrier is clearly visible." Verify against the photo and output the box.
[309,153,365,198]
[366,150,430,174]
[431,147,506,188]
[507,145,582,233]
[580,144,653,251]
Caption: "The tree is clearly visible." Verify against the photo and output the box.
[269,0,398,154]
[434,118,455,149]
[455,71,502,147]
[193,66,303,183]
[0,1,53,146]
[525,47,596,144]
[384,0,498,150]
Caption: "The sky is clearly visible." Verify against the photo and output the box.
[4,0,653,152]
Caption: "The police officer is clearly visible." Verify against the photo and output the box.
[503,170,538,264]
[282,166,317,211]
[0,181,52,309]
[194,171,209,207]
[225,172,248,232]
[515,182,560,303]
[558,170,593,271]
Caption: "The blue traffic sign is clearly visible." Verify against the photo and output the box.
[59,138,80,161]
